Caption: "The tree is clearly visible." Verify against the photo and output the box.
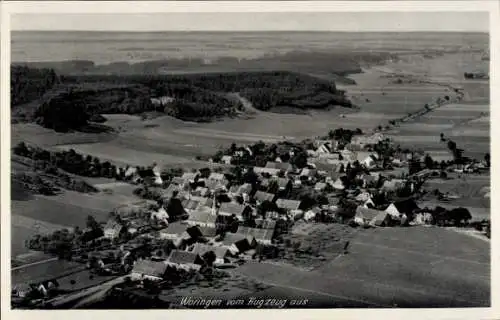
[484,153,490,167]
[424,154,434,169]
[86,215,101,232]
[448,207,472,227]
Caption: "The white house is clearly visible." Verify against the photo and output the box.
[131,259,168,281]
[332,178,346,190]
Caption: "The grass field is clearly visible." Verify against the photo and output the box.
[233,226,489,307]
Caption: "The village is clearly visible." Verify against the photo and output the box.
[11,123,491,308]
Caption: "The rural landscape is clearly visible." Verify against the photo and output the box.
[10,29,490,309]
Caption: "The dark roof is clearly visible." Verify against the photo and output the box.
[132,260,167,278]
[167,250,201,264]
[254,191,275,202]
[393,198,420,214]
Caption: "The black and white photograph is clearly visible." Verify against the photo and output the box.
[1,1,496,314]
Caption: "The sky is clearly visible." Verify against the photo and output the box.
[11,12,489,32]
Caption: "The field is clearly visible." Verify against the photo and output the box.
[233,226,489,307]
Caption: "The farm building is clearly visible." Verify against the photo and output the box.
[254,218,277,230]
[332,177,346,190]
[198,226,218,240]
[103,221,127,240]
[166,250,205,271]
[181,172,199,183]
[218,202,251,221]
[221,155,233,165]
[254,191,276,204]
[254,166,281,177]
[188,243,230,265]
[219,233,257,254]
[314,182,329,192]
[275,199,302,212]
[131,259,168,281]
[186,210,217,228]
[237,226,274,245]
[354,207,390,227]
[192,186,210,197]
[381,179,406,192]
[385,199,420,217]
[265,161,294,173]
[300,168,317,179]
[158,223,189,241]
[181,199,201,215]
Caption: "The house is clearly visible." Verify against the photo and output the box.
[181,199,200,215]
[103,221,126,240]
[360,174,379,188]
[358,153,379,168]
[371,211,392,227]
[254,191,276,204]
[181,172,198,183]
[186,210,217,228]
[198,226,218,240]
[193,186,210,197]
[131,259,168,281]
[314,182,328,192]
[12,284,33,298]
[218,202,250,221]
[254,218,277,230]
[229,183,253,199]
[265,161,293,173]
[189,243,230,265]
[254,166,281,177]
[300,168,317,179]
[221,155,233,165]
[316,142,334,155]
[332,177,346,190]
[219,233,257,254]
[208,172,227,183]
[381,179,406,192]
[128,220,150,235]
[385,199,420,218]
[275,199,302,212]
[411,212,434,225]
[237,226,274,245]
[158,223,189,241]
[162,184,182,200]
[341,149,356,161]
[354,206,383,227]
[166,250,205,271]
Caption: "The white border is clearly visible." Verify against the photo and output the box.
[1,2,499,320]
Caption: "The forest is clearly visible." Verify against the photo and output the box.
[12,65,354,131]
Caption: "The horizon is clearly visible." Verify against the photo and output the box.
[10,12,489,32]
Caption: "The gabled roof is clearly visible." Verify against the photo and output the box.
[198,226,218,238]
[167,250,202,265]
[188,210,217,224]
[104,220,123,233]
[237,226,273,241]
[355,206,382,221]
[265,161,293,171]
[314,182,327,190]
[220,232,255,247]
[159,222,187,235]
[181,172,197,181]
[254,191,275,202]
[132,260,167,278]
[181,199,200,211]
[300,168,317,177]
[254,167,281,176]
[275,199,302,210]
[219,202,247,216]
[191,243,229,259]
[163,184,181,198]
[208,173,226,181]
[391,199,420,214]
